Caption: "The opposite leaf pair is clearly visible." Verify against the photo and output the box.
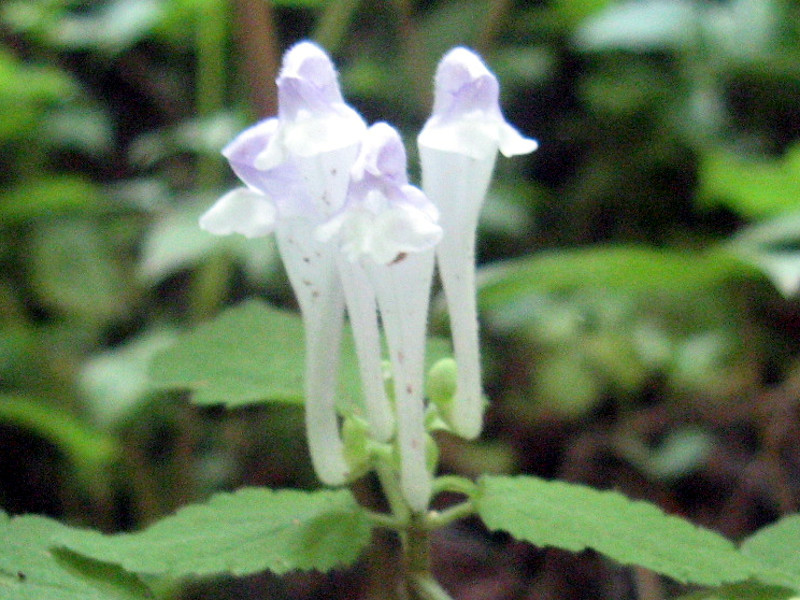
[200,41,536,512]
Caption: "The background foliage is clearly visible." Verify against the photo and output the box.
[3,0,800,598]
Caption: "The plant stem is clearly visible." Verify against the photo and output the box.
[405,513,431,574]
[431,474,478,497]
[424,500,475,530]
[375,455,412,525]
[365,509,405,530]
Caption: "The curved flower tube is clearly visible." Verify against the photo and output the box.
[418,47,537,440]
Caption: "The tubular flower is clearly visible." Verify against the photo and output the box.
[319,122,442,511]
[418,47,538,440]
[200,41,367,486]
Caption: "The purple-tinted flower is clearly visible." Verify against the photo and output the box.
[418,47,538,160]
[200,42,368,486]
[418,47,537,440]
[317,123,442,265]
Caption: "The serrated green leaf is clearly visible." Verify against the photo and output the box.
[150,299,451,409]
[0,510,152,600]
[478,245,751,315]
[741,514,800,590]
[476,475,752,586]
[57,488,371,577]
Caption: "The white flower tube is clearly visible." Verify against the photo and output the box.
[320,123,442,511]
[418,47,537,440]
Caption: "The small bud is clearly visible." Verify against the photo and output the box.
[426,357,458,412]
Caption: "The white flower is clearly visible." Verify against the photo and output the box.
[418,47,537,440]
[200,42,365,486]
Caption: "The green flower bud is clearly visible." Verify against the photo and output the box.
[426,357,458,411]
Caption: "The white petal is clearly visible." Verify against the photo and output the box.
[295,143,361,218]
[418,118,501,161]
[498,122,539,157]
[371,205,443,264]
[283,106,367,158]
[199,188,276,238]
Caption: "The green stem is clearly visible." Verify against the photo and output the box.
[364,509,405,530]
[405,513,431,575]
[431,474,477,497]
[424,500,475,530]
[375,456,412,525]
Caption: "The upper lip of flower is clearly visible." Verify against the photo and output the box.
[419,46,538,159]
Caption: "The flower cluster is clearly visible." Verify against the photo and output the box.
[200,41,536,512]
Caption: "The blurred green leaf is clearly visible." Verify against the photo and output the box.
[80,328,177,427]
[678,581,798,600]
[478,245,751,317]
[50,0,163,53]
[0,176,105,223]
[138,198,279,283]
[28,219,130,320]
[0,394,118,487]
[477,475,752,585]
[698,144,800,219]
[150,300,451,410]
[0,511,152,600]
[531,350,602,418]
[551,0,615,27]
[574,0,699,52]
[619,427,714,482]
[727,211,800,296]
[0,48,75,103]
[57,487,371,576]
[0,48,76,139]
[42,104,115,155]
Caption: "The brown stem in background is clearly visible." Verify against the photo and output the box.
[232,0,280,118]
[477,0,512,55]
